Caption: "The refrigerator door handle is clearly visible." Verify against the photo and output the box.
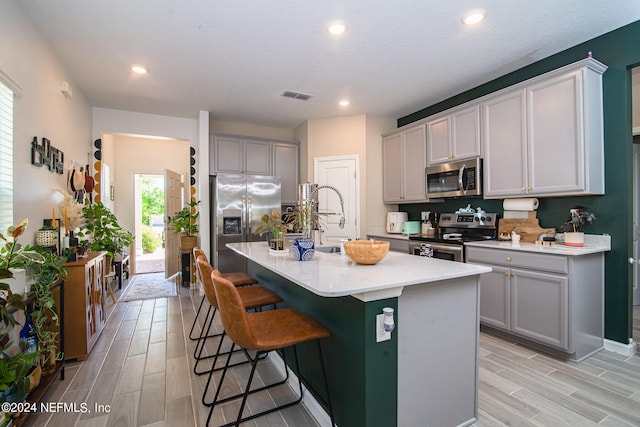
[247,196,252,235]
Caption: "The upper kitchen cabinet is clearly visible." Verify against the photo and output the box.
[272,141,300,204]
[483,57,607,199]
[426,104,481,165]
[210,135,270,175]
[383,123,427,203]
[210,134,300,204]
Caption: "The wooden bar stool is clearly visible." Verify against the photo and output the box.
[193,256,282,378]
[189,247,258,341]
[207,272,335,427]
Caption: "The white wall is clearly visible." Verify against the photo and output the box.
[93,107,199,242]
[0,0,92,243]
[210,118,294,141]
[110,135,190,237]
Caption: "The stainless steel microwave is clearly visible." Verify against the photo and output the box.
[425,158,482,198]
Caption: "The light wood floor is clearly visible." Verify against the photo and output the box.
[24,278,640,427]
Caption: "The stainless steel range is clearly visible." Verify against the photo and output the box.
[408,212,498,262]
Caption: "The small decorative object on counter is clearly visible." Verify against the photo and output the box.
[256,209,286,250]
[292,237,315,261]
[561,206,596,247]
[343,239,390,265]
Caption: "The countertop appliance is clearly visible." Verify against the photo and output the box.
[425,158,482,199]
[402,221,421,235]
[211,173,281,272]
[387,212,408,234]
[408,212,498,262]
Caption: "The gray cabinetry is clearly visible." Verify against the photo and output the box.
[210,135,300,204]
[482,57,606,198]
[383,124,427,203]
[211,136,270,174]
[466,246,603,361]
[272,142,299,204]
[426,104,481,166]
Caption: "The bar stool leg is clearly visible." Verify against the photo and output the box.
[188,294,207,340]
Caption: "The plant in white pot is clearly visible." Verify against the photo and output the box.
[561,206,596,247]
[0,219,45,296]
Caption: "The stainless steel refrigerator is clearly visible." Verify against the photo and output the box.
[211,173,281,273]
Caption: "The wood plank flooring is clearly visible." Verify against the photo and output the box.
[23,277,640,427]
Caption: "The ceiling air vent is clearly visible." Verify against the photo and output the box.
[281,90,313,101]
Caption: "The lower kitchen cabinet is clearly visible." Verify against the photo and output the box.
[62,251,107,361]
[467,246,603,361]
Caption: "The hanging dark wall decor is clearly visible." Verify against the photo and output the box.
[189,146,197,202]
[31,136,64,174]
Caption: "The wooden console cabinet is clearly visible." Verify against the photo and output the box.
[63,251,107,361]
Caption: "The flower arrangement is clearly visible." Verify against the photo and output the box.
[562,206,596,233]
[255,209,285,237]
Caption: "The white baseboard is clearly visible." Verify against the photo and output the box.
[268,352,332,427]
[604,338,637,357]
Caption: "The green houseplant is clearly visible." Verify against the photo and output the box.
[169,199,200,249]
[0,339,40,405]
[255,209,285,250]
[78,201,134,263]
[561,206,596,247]
[25,247,67,373]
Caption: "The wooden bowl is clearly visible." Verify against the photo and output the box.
[343,240,390,265]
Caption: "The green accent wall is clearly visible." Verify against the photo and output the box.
[249,262,398,427]
[398,21,640,344]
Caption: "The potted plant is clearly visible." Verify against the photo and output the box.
[169,199,200,250]
[561,206,596,247]
[0,219,45,296]
[78,201,134,271]
[255,209,286,250]
[25,247,66,374]
[0,339,40,405]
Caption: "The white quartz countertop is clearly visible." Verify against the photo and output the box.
[226,241,490,300]
[465,234,611,256]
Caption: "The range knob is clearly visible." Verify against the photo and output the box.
[480,216,486,221]
[485,216,492,222]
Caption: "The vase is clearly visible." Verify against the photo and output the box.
[292,238,314,261]
[564,231,584,247]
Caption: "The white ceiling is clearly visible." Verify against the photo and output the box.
[18,1,640,129]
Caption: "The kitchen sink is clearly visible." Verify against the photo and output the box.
[315,246,341,254]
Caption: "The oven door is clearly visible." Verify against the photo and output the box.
[409,241,463,262]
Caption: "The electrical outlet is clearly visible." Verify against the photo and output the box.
[376,313,391,342]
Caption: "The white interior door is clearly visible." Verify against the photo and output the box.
[165,169,183,278]
[314,156,360,245]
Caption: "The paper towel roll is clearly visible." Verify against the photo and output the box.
[503,198,539,211]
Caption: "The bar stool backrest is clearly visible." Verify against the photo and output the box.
[211,272,257,350]
[193,247,207,283]
[196,256,219,308]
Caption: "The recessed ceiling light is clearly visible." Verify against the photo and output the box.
[461,9,486,26]
[339,99,350,107]
[131,64,149,74]
[327,21,348,36]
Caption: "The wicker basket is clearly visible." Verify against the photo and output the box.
[343,240,390,265]
[35,229,58,246]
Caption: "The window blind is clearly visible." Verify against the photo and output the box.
[0,81,13,233]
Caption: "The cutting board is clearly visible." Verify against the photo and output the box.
[498,211,556,242]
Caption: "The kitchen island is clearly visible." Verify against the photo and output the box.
[226,242,491,427]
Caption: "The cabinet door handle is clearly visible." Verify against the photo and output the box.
[503,271,509,277]
[528,186,532,191]
[521,187,526,191]
[511,273,515,278]
[506,256,511,261]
